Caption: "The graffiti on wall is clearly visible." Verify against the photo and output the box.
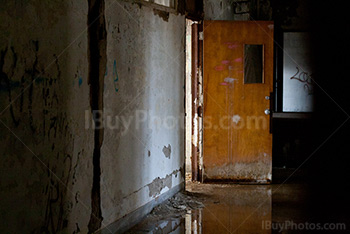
[290,66,314,95]
[0,41,79,233]
[113,60,119,92]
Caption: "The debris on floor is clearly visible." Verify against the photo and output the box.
[185,172,191,182]
[150,192,204,219]
[125,191,205,233]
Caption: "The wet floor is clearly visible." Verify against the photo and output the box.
[126,181,349,233]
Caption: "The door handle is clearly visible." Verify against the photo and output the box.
[264,109,271,115]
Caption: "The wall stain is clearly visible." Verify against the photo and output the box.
[162,144,171,159]
[153,8,169,22]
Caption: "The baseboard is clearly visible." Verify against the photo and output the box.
[96,182,184,234]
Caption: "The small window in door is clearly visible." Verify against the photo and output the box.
[244,44,264,84]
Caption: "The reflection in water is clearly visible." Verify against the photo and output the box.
[128,184,272,233]
[185,210,202,234]
[197,186,271,233]
[127,218,185,234]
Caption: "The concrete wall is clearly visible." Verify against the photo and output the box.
[0,0,185,233]
[0,1,92,233]
[101,0,185,226]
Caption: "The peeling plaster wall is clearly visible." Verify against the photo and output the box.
[0,0,185,233]
[0,1,93,233]
[101,0,185,225]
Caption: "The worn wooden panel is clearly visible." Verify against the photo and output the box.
[203,21,274,182]
[191,23,199,181]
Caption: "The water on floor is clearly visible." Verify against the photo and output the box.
[127,182,272,233]
[126,181,349,233]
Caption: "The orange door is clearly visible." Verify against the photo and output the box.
[203,21,274,183]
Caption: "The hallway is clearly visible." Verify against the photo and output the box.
[1,0,350,233]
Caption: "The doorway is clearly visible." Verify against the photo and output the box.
[185,19,193,182]
[185,19,204,183]
[186,21,275,183]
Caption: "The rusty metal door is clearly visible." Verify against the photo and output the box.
[203,21,274,183]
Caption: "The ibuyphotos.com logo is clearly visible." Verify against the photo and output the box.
[262,220,346,232]
[85,109,269,134]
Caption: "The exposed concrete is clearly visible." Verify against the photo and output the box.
[148,175,172,197]
[148,169,180,197]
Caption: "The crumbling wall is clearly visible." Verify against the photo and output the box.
[100,0,185,226]
[0,1,93,233]
[0,0,185,233]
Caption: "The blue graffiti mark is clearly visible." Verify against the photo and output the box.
[113,60,119,92]
[105,65,108,76]
[1,77,50,93]
[78,76,83,87]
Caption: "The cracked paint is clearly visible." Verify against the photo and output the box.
[147,170,180,198]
